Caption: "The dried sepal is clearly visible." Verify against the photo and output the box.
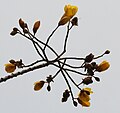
[9,59,16,64]
[4,63,16,73]
[85,53,94,63]
[46,75,54,83]
[23,29,29,34]
[15,59,24,68]
[61,89,70,102]
[33,20,40,35]
[58,16,71,26]
[71,17,78,26]
[82,77,93,85]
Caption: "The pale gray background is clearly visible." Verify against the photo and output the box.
[0,0,119,113]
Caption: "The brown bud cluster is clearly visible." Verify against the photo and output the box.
[62,89,70,102]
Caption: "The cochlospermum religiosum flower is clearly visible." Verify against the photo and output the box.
[96,61,110,72]
[77,88,93,107]
[58,4,78,26]
[34,80,45,91]
[4,63,16,73]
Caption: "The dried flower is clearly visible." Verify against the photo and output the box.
[77,88,93,107]
[4,63,16,73]
[34,80,45,91]
[96,61,110,72]
[58,4,78,26]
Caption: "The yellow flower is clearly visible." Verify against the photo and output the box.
[77,99,90,107]
[4,63,16,73]
[96,61,110,72]
[58,4,78,26]
[77,88,93,107]
[34,81,45,91]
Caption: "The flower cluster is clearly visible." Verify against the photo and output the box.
[2,4,110,108]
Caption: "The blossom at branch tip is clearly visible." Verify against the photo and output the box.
[34,80,45,91]
[77,88,93,107]
[58,4,78,26]
[96,61,110,72]
[4,63,16,73]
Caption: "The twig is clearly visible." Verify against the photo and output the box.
[44,25,59,50]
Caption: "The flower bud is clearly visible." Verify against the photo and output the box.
[104,50,110,54]
[47,84,51,91]
[19,18,25,29]
[10,30,17,36]
[94,77,100,82]
[33,20,40,35]
[73,101,78,107]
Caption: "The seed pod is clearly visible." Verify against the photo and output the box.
[58,15,70,26]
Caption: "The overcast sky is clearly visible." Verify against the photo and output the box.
[0,0,120,113]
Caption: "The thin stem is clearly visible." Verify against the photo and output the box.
[58,61,75,103]
[59,61,83,69]
[51,62,87,76]
[59,57,85,61]
[64,70,81,90]
[44,25,59,50]
[18,32,45,60]
[29,32,59,57]
[94,53,105,59]
[28,32,48,61]
[52,69,61,79]
[56,22,71,59]
[23,60,44,67]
